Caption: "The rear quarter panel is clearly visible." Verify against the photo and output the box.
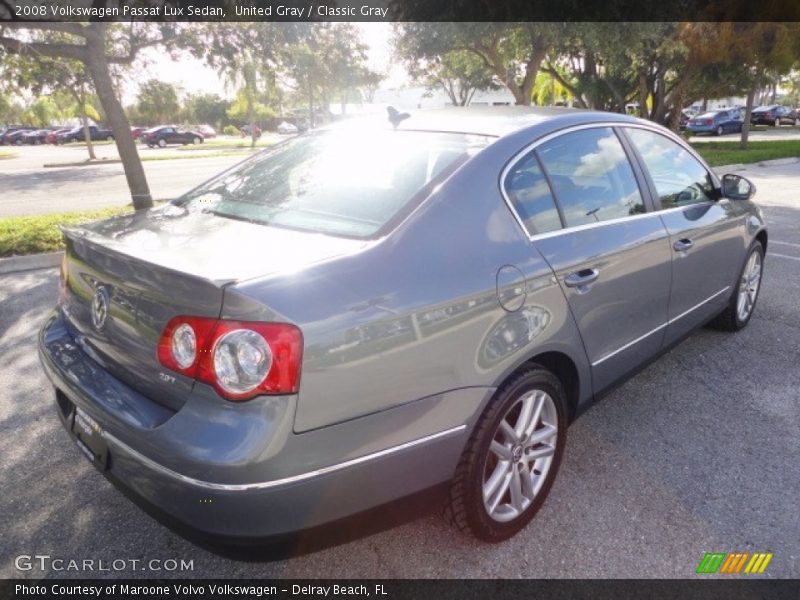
[225,125,593,433]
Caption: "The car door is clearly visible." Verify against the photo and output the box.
[504,126,673,395]
[623,127,745,347]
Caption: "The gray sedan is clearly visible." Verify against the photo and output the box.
[39,107,766,543]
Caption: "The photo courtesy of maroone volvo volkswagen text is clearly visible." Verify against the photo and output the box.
[38,107,767,543]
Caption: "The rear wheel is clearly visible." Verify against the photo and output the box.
[444,365,567,542]
[710,241,764,331]
[774,118,781,127]
[157,138,167,148]
[192,136,201,145]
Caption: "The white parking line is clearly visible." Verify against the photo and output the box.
[770,252,800,262]
[773,240,800,249]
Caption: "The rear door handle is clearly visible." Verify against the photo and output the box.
[673,238,694,252]
[564,268,600,288]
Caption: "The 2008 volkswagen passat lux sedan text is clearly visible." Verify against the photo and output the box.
[39,107,767,543]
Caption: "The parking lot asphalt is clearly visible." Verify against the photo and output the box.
[0,162,798,579]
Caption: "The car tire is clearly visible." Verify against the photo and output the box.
[709,241,764,332]
[157,138,167,148]
[795,118,800,127]
[774,118,780,127]
[104,136,112,141]
[192,137,201,145]
[443,364,567,543]
[715,125,724,136]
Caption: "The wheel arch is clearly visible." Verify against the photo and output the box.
[489,349,583,424]
[755,228,768,253]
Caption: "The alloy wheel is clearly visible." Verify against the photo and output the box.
[737,250,762,322]
[482,389,558,522]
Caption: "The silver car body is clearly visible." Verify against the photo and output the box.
[38,107,767,538]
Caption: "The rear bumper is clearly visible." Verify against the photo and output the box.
[38,311,481,539]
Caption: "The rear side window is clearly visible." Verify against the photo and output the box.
[503,153,562,235]
[536,128,645,227]
[626,128,715,209]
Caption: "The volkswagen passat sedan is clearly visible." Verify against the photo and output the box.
[39,107,766,543]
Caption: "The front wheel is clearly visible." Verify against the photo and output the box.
[157,138,167,148]
[444,365,567,542]
[192,136,201,145]
[710,241,764,331]
[774,118,781,127]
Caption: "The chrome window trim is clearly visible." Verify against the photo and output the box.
[499,121,718,243]
[590,286,730,367]
[102,424,466,492]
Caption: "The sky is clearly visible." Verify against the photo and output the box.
[121,23,405,105]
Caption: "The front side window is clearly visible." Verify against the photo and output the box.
[180,129,492,238]
[503,153,562,235]
[536,127,645,227]
[626,128,715,209]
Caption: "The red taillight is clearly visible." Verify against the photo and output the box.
[704,119,713,125]
[157,316,303,401]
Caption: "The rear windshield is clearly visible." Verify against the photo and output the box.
[178,129,492,238]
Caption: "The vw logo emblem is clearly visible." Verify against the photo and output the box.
[91,287,110,331]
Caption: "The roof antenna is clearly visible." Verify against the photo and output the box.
[387,106,410,129]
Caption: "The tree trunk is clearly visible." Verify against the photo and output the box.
[638,72,649,119]
[84,31,152,210]
[740,85,756,150]
[80,107,96,161]
[74,86,96,161]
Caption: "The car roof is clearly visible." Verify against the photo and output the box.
[325,106,644,138]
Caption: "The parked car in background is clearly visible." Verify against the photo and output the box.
[277,121,299,134]
[240,124,262,139]
[130,127,146,140]
[750,105,799,126]
[197,124,216,138]
[39,108,767,544]
[142,126,204,147]
[1,126,36,145]
[686,110,743,136]
[58,125,114,144]
[46,128,72,144]
[21,129,51,145]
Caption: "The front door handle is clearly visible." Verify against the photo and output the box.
[673,238,694,252]
[564,268,600,288]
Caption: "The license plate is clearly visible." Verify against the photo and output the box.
[71,407,109,470]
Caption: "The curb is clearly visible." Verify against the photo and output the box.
[714,156,800,173]
[0,251,63,275]
[44,158,121,168]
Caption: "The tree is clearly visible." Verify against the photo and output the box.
[183,93,229,128]
[135,79,180,126]
[397,41,497,106]
[0,23,181,209]
[720,23,800,148]
[188,23,282,147]
[2,43,105,158]
[395,23,563,105]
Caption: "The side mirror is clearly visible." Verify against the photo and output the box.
[721,173,756,201]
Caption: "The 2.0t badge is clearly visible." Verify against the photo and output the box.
[91,287,110,330]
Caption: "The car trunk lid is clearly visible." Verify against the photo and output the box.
[59,206,366,411]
